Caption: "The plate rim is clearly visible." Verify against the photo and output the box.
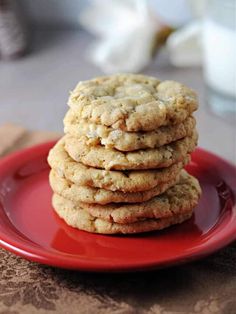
[0,141,236,272]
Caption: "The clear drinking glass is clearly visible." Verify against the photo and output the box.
[203,0,236,117]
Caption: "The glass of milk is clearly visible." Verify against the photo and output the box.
[203,0,236,116]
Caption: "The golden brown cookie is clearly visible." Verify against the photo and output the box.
[48,138,190,192]
[64,109,196,151]
[49,169,179,205]
[71,170,201,224]
[52,193,194,234]
[64,131,198,170]
[68,74,198,132]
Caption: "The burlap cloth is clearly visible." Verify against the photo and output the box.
[0,123,235,314]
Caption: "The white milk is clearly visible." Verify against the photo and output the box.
[203,19,236,98]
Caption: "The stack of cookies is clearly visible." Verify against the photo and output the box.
[48,74,201,234]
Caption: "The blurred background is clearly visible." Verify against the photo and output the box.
[0,0,235,162]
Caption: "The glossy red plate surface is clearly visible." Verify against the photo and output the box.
[0,142,235,272]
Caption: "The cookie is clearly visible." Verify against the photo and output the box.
[64,109,196,151]
[68,74,198,132]
[64,131,198,170]
[48,139,190,192]
[53,193,193,234]
[49,169,180,205]
[71,170,201,224]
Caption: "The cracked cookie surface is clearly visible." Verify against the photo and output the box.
[64,131,198,170]
[68,74,198,132]
[72,170,201,224]
[49,169,180,205]
[48,139,190,192]
[52,170,200,234]
[52,197,193,234]
[64,109,196,151]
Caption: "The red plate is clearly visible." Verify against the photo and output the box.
[0,142,235,272]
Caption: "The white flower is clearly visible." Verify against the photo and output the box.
[79,0,158,73]
[167,21,202,67]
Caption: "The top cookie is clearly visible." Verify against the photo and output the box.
[68,74,198,132]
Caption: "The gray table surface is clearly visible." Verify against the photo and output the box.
[0,29,235,163]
